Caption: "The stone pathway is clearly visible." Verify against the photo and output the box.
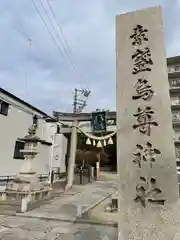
[0,176,118,239]
[0,215,117,239]
[17,180,116,222]
[83,197,118,225]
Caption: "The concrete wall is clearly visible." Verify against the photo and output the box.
[44,122,68,174]
[0,91,54,176]
[35,143,51,175]
[52,134,67,173]
[0,91,95,177]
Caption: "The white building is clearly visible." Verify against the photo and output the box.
[0,87,67,179]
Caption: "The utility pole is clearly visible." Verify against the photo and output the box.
[73,88,78,113]
[73,88,91,114]
[65,88,91,191]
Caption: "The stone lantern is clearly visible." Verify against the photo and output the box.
[3,124,51,212]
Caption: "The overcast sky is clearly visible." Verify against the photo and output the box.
[0,0,179,115]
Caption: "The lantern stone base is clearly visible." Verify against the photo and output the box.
[0,174,52,213]
[0,188,52,213]
[5,173,48,192]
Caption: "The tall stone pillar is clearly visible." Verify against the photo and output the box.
[65,120,78,190]
[116,6,180,239]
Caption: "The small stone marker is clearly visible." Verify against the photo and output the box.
[76,204,83,217]
[116,6,180,239]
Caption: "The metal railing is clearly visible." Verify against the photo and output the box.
[169,80,180,88]
[168,67,180,74]
[0,175,15,187]
[170,84,180,88]
[38,174,49,183]
[172,100,180,106]
[0,174,50,188]
[172,118,180,122]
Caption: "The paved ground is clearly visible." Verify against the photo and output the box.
[0,174,118,239]
[84,197,118,225]
[17,180,117,222]
[80,172,118,225]
[0,215,118,239]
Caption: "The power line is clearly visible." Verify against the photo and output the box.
[38,0,87,90]
[24,40,32,89]
[46,0,89,91]
[16,24,32,44]
[30,0,76,112]
[30,0,91,113]
[15,24,32,99]
[15,6,73,113]
[31,0,87,89]
[30,0,67,60]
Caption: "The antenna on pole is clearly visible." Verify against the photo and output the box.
[15,25,32,99]
[73,88,91,113]
[16,25,32,45]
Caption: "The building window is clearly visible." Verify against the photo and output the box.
[0,100,9,116]
[13,141,25,159]
[33,115,38,126]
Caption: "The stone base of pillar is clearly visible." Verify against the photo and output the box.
[0,187,52,213]
[118,200,180,239]
[65,183,73,192]
[6,173,48,192]
[0,192,7,201]
[0,173,52,213]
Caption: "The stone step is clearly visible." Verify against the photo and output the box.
[27,199,48,211]
[0,200,21,206]
[0,196,21,214]
[0,203,21,214]
[51,191,64,198]
[0,210,16,215]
